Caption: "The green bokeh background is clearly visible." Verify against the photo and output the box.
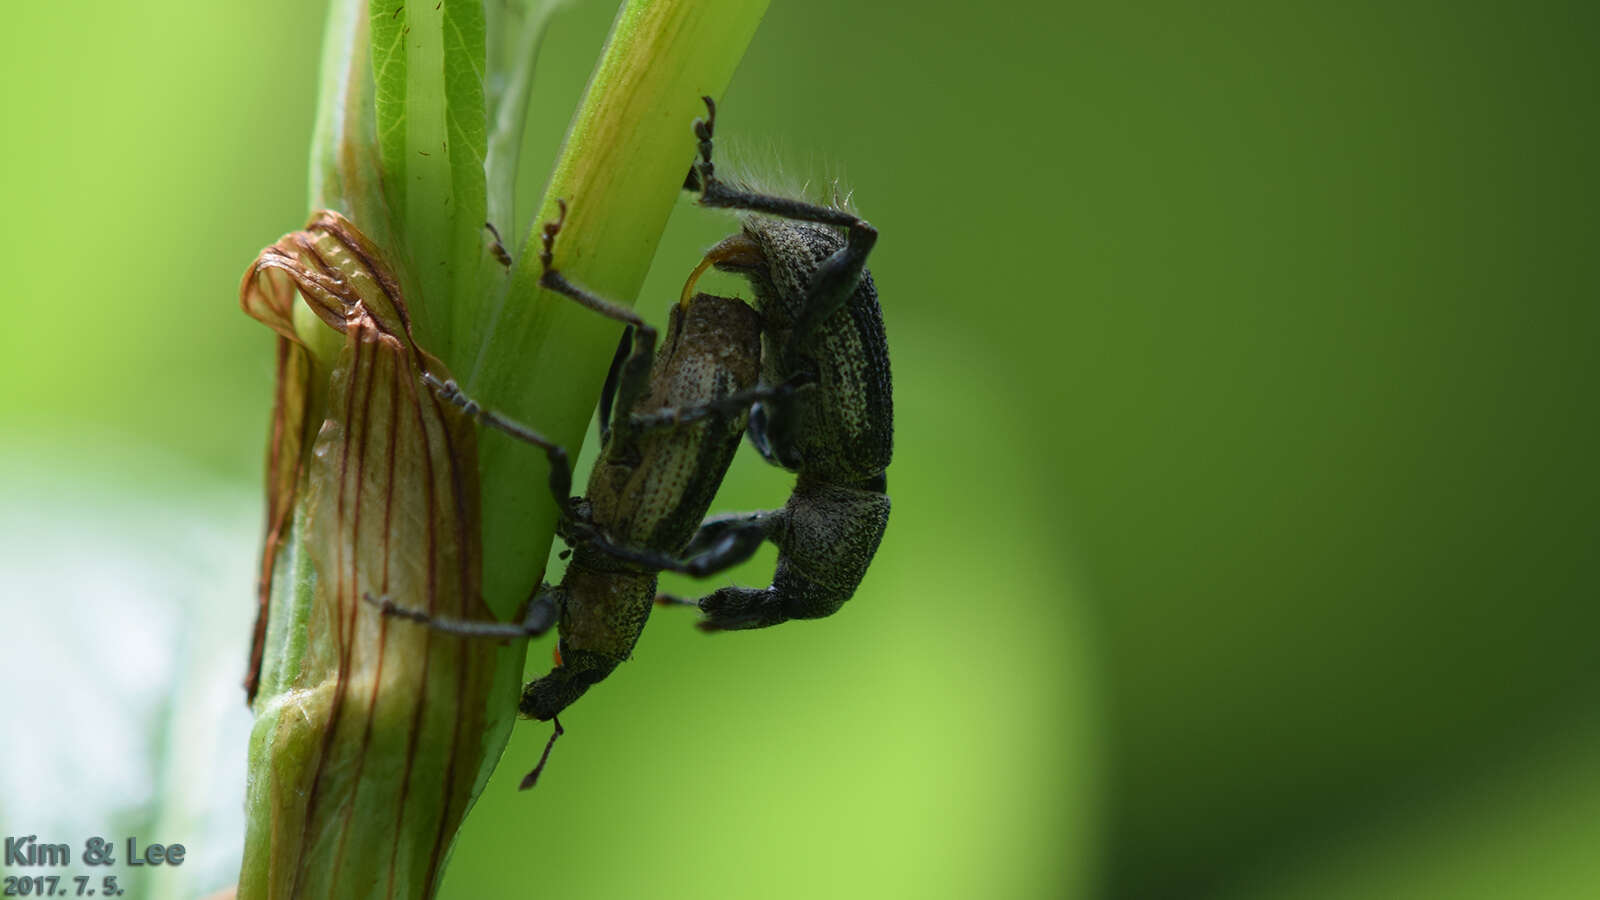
[3,1,1597,897]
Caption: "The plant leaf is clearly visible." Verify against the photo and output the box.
[483,0,570,239]
[369,0,490,369]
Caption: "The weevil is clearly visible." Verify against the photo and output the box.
[655,97,893,631]
[371,203,802,782]
[372,96,892,780]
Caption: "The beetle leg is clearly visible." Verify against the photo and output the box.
[581,508,780,580]
[647,512,787,610]
[745,401,781,467]
[672,480,889,631]
[626,371,813,434]
[681,508,783,559]
[689,96,879,350]
[484,221,513,268]
[681,508,785,574]
[363,586,560,640]
[422,371,575,512]
[596,328,633,447]
[537,199,658,427]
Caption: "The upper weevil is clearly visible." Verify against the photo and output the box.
[657,96,893,631]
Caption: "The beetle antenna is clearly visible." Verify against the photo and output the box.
[519,716,565,790]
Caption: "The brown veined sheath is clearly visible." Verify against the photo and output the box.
[238,211,512,899]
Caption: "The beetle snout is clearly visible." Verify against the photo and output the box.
[680,233,765,305]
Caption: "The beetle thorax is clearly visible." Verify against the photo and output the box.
[746,219,844,336]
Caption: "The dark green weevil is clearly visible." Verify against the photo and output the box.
[650,97,892,631]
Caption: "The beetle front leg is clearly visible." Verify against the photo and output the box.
[689,96,878,348]
[537,198,658,423]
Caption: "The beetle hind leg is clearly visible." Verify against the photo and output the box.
[661,480,890,631]
[687,96,878,346]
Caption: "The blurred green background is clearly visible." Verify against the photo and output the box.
[3,1,1597,897]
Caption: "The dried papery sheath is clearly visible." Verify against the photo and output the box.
[237,212,513,900]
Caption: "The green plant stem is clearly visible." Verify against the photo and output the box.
[469,0,771,615]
